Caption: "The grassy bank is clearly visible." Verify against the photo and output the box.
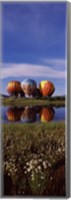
[3,122,65,164]
[3,122,65,196]
[2,96,65,107]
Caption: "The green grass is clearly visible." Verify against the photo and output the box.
[3,122,65,158]
[2,96,65,107]
[3,122,65,170]
[3,122,66,196]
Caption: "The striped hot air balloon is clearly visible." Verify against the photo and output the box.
[39,80,55,97]
[7,81,23,97]
[21,79,37,97]
[40,107,55,122]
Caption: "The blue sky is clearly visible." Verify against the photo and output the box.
[2,2,67,95]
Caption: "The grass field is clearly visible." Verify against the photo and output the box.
[2,96,65,107]
[3,122,66,196]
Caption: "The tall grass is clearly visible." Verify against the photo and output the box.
[3,122,66,196]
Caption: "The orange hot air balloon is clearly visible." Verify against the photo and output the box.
[6,107,23,121]
[7,81,23,96]
[21,79,37,97]
[40,107,55,122]
[39,80,55,97]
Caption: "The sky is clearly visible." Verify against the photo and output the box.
[1,2,67,96]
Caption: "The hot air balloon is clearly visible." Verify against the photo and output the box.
[39,80,55,97]
[6,107,23,122]
[7,81,24,97]
[40,106,55,122]
[21,79,37,97]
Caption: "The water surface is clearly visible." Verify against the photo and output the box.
[1,105,65,123]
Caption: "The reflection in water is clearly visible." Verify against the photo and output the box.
[5,106,55,123]
[2,105,65,123]
[40,107,55,122]
[6,107,23,122]
[21,106,36,123]
[4,158,65,196]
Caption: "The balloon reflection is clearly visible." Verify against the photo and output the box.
[21,106,36,123]
[40,107,55,122]
[6,106,55,123]
[6,107,23,122]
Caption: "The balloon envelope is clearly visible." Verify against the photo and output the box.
[39,80,55,97]
[21,79,37,96]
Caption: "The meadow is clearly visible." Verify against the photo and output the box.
[3,122,65,196]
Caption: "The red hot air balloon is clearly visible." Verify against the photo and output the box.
[7,81,24,97]
[39,80,55,97]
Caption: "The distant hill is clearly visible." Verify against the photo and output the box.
[0,94,10,98]
[50,96,66,102]
[0,94,66,100]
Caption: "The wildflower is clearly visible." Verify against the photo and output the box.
[27,168,31,172]
[37,166,41,170]
[41,176,44,179]
[24,170,27,174]
[43,161,47,169]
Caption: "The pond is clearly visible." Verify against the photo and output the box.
[1,105,65,123]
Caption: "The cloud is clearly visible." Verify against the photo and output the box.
[41,58,67,71]
[1,63,66,79]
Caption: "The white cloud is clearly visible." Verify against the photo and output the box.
[1,63,66,79]
[41,58,67,70]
